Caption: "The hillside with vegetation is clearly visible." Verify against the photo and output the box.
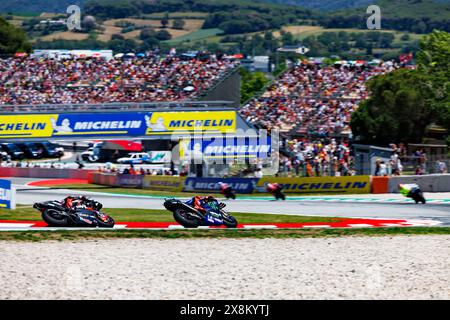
[323,0,450,33]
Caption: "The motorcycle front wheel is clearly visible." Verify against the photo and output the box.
[96,215,115,228]
[42,209,69,227]
[173,209,200,228]
[223,215,238,228]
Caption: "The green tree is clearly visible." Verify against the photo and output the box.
[155,29,172,41]
[240,68,269,104]
[350,69,432,144]
[350,31,450,145]
[0,17,31,54]
[172,19,185,30]
[416,30,450,130]
[161,12,170,29]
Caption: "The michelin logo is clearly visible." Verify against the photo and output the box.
[281,181,368,191]
[51,118,73,133]
[50,117,145,133]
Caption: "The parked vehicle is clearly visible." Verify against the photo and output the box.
[34,142,64,158]
[0,143,25,160]
[16,142,44,159]
[81,146,97,162]
[117,152,151,164]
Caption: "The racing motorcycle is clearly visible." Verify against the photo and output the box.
[267,183,286,200]
[163,198,238,228]
[399,183,426,204]
[33,199,115,228]
[219,182,236,200]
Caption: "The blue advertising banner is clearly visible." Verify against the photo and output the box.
[182,136,271,159]
[183,178,259,194]
[117,174,144,188]
[0,179,14,209]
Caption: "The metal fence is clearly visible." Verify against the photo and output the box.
[0,100,236,114]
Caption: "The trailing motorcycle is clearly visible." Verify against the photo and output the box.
[33,199,115,227]
[219,182,236,200]
[266,183,286,200]
[399,183,426,204]
[163,198,238,228]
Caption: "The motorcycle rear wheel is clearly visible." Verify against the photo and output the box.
[42,209,69,227]
[173,209,200,228]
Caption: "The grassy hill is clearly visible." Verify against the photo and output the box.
[0,0,83,14]
[323,0,450,33]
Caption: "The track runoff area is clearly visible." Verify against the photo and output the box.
[1,177,449,231]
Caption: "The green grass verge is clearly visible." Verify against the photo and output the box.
[0,207,340,224]
[164,28,224,44]
[1,227,449,242]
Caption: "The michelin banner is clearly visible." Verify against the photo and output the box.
[183,177,259,194]
[180,136,271,159]
[255,176,371,194]
[0,179,15,209]
[0,111,236,139]
[143,176,186,192]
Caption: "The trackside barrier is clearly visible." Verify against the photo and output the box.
[9,169,450,194]
[143,176,186,192]
[371,176,389,194]
[89,172,119,186]
[388,174,450,193]
[255,176,371,194]
[0,179,15,209]
[117,174,144,188]
[183,177,258,194]
[0,167,94,180]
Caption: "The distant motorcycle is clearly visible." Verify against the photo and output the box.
[218,182,236,200]
[33,199,115,227]
[399,183,426,204]
[266,183,286,200]
[163,198,238,228]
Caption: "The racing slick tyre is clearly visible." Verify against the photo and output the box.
[418,194,426,204]
[223,215,238,228]
[96,216,115,228]
[275,191,286,201]
[173,209,200,228]
[42,209,69,227]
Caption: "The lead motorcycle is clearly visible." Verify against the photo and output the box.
[33,198,115,228]
[163,198,238,228]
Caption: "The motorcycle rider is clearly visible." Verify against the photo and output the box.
[185,195,221,218]
[266,182,281,193]
[62,195,91,212]
[398,183,419,198]
[266,182,286,200]
[218,181,235,199]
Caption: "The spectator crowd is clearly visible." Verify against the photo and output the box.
[275,137,355,177]
[0,52,238,105]
[240,60,397,135]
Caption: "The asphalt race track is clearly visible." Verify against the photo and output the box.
[13,184,450,226]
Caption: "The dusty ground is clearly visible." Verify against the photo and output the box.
[0,236,449,300]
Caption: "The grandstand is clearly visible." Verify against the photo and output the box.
[240,60,398,137]
[0,51,240,106]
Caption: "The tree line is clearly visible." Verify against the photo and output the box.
[350,30,450,146]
